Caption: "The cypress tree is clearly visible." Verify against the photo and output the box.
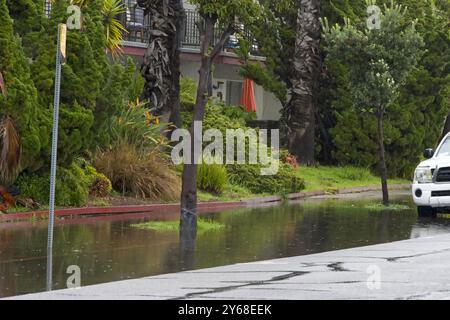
[29,0,106,165]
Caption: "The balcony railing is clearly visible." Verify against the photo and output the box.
[44,0,51,17]
[121,2,261,56]
[120,0,149,43]
[43,0,261,57]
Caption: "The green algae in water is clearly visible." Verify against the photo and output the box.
[300,199,411,211]
[131,218,225,233]
[363,203,410,211]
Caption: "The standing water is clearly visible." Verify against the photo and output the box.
[1,190,450,297]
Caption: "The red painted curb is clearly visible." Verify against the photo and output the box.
[0,184,411,223]
[0,200,247,222]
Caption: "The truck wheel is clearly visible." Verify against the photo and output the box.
[417,206,437,218]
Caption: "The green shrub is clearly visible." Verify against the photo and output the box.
[180,77,197,112]
[180,76,300,196]
[228,163,305,195]
[15,174,49,206]
[85,166,112,197]
[198,162,228,194]
[221,103,257,122]
[16,162,92,207]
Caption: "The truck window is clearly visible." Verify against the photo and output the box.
[437,137,450,157]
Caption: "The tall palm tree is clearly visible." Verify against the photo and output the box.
[284,0,321,165]
[137,0,182,128]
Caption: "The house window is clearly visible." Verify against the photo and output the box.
[226,80,243,107]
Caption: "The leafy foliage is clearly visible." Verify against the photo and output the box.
[84,165,112,197]
[228,163,304,195]
[73,0,127,56]
[197,162,228,194]
[180,77,305,195]
[322,0,447,177]
[106,99,170,153]
[16,162,93,207]
[323,2,424,114]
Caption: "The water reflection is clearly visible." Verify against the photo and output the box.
[1,193,450,297]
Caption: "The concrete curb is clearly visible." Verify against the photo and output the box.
[0,184,411,222]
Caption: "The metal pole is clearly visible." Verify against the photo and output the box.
[46,23,63,292]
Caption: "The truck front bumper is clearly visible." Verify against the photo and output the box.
[412,183,450,208]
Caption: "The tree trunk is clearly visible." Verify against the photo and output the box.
[138,0,182,128]
[376,113,389,206]
[284,0,321,165]
[179,16,234,236]
[180,16,215,234]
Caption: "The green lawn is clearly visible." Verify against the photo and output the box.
[199,166,410,202]
[295,166,409,192]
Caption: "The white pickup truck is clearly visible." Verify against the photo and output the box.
[413,133,450,217]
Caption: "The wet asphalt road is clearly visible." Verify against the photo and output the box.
[8,231,450,300]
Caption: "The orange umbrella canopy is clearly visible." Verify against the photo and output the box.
[240,78,256,113]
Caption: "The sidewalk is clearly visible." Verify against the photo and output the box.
[8,232,450,300]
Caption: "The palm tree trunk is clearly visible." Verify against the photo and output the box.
[284,0,321,165]
[138,0,182,128]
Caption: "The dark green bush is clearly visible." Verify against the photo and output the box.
[180,76,303,196]
[228,163,304,195]
[180,77,197,112]
[85,165,112,197]
[198,162,228,194]
[16,162,93,207]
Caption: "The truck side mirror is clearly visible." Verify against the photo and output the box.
[424,148,434,159]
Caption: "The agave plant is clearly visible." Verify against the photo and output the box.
[72,0,127,57]
[0,115,21,184]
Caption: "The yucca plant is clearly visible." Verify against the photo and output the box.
[72,0,127,57]
[101,0,128,57]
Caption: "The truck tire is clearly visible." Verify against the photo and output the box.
[417,206,437,218]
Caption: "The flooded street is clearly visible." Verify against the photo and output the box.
[2,190,450,298]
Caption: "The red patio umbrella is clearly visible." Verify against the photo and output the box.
[239,78,256,113]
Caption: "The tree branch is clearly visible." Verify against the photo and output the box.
[211,23,235,60]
